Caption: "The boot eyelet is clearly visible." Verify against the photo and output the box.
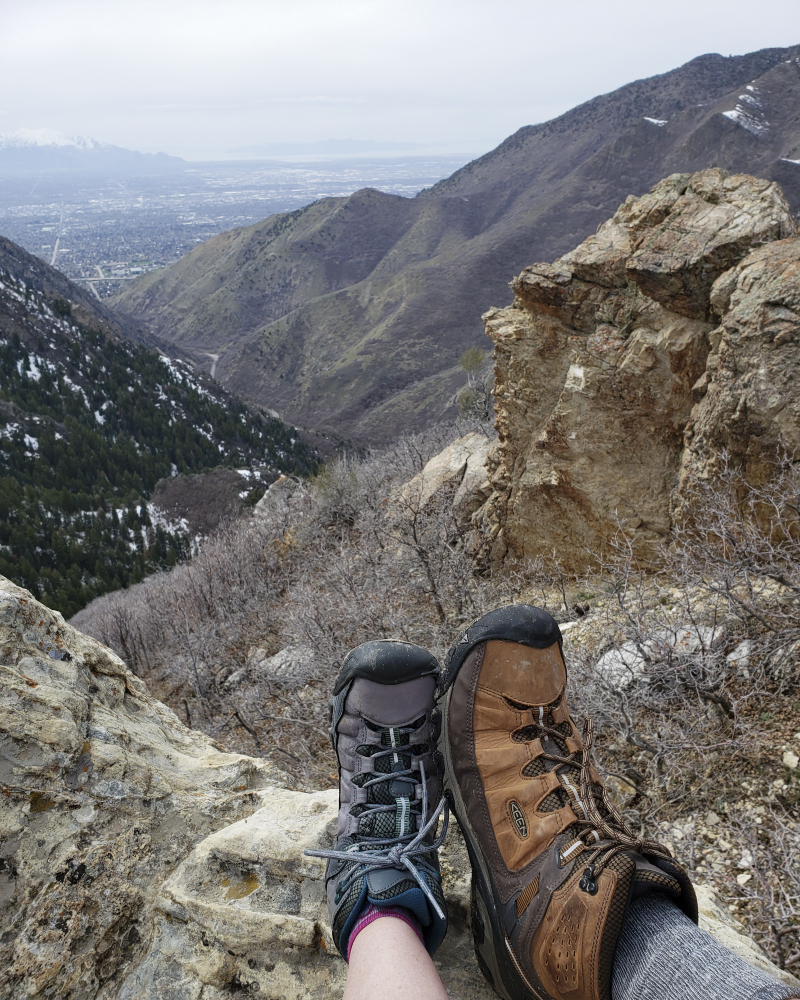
[579,866,598,894]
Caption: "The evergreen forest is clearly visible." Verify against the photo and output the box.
[0,269,318,616]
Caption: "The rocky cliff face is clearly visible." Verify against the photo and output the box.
[1,576,796,998]
[475,169,799,570]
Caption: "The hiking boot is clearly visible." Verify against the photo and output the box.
[439,605,697,1000]
[306,639,449,960]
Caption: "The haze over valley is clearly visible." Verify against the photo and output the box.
[0,135,471,299]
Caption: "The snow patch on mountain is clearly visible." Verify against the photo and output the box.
[0,128,109,150]
[722,87,769,137]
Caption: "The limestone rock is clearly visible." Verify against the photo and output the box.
[119,789,344,999]
[695,886,798,987]
[116,791,797,998]
[625,170,795,319]
[120,804,491,1000]
[676,237,800,500]
[246,644,315,685]
[253,475,305,523]
[595,625,723,687]
[0,576,286,1000]
[399,432,493,532]
[478,170,800,571]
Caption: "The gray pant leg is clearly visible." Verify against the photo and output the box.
[613,894,798,1000]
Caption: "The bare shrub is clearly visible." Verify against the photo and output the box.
[72,511,298,720]
[672,454,800,692]
[458,347,493,421]
[545,458,800,970]
[714,806,800,973]
[73,421,504,784]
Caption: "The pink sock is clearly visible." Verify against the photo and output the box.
[346,903,424,961]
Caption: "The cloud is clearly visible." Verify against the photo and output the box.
[253,96,367,106]
[135,96,367,112]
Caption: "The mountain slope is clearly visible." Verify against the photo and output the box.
[0,238,317,617]
[110,46,800,443]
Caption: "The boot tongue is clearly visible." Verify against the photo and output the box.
[366,871,433,926]
[627,851,682,900]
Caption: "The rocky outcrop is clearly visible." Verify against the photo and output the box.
[2,576,796,997]
[399,432,493,533]
[678,236,800,496]
[253,475,305,522]
[118,800,485,1000]
[476,170,798,570]
[0,576,286,999]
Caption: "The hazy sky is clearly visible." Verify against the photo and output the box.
[2,0,799,160]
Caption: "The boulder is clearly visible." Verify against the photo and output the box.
[594,625,724,688]
[253,476,305,523]
[246,644,315,685]
[399,432,493,532]
[476,170,799,571]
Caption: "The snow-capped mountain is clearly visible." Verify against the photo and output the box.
[0,128,110,150]
[0,128,184,174]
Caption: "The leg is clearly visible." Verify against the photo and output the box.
[345,913,450,1000]
[613,894,799,1000]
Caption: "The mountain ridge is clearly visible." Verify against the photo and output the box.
[110,45,800,443]
[0,129,185,174]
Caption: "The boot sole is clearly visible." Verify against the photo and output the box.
[441,683,549,1000]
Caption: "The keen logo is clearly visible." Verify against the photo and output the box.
[509,800,528,839]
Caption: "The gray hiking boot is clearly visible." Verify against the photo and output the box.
[305,639,449,960]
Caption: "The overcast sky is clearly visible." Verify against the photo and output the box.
[2,0,799,161]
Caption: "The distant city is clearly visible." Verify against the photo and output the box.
[0,155,470,298]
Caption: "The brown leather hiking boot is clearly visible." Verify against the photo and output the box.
[439,605,697,1000]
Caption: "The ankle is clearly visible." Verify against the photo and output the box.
[347,904,424,962]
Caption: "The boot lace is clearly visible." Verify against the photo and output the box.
[304,724,449,921]
[520,709,671,878]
